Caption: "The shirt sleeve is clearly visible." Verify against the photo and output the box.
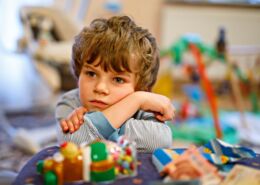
[55,89,80,122]
[57,111,117,145]
[55,90,97,145]
[56,114,103,145]
[124,111,173,153]
[86,112,116,139]
[56,92,172,151]
[55,90,78,143]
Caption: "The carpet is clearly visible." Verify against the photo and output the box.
[0,110,56,173]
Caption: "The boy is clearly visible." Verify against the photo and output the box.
[56,16,175,152]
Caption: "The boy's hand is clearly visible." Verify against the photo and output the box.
[136,91,175,122]
[60,106,88,133]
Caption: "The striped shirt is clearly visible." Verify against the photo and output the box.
[55,89,173,153]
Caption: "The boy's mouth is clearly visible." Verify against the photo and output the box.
[89,100,108,109]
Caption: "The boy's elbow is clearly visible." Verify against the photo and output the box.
[137,125,173,153]
[154,125,173,148]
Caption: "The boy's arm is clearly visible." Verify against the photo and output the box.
[56,90,114,145]
[124,111,173,153]
[58,91,174,134]
[60,106,87,133]
[56,90,174,146]
[57,114,109,145]
[125,120,172,153]
[102,91,175,129]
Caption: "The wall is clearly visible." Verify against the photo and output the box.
[54,0,260,50]
[83,0,162,40]
[160,3,260,49]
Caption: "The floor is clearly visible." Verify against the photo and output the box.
[0,44,58,175]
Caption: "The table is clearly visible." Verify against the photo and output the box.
[13,146,161,185]
[13,146,260,185]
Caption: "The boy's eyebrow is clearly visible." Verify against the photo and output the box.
[115,71,132,77]
[83,64,96,70]
[83,63,132,77]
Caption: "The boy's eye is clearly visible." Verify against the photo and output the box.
[85,71,96,77]
[113,77,125,84]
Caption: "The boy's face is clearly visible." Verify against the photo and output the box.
[78,59,136,111]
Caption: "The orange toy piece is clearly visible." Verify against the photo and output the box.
[60,142,83,182]
[190,44,222,138]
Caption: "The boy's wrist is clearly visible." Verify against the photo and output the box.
[132,91,147,110]
[130,91,144,110]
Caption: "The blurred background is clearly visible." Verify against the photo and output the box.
[0,0,260,179]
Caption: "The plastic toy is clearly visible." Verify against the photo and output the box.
[179,99,200,120]
[190,43,222,138]
[37,137,137,184]
[18,2,85,91]
[161,146,221,184]
[161,34,225,138]
[152,139,256,174]
[152,139,257,184]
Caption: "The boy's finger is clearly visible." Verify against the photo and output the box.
[164,107,174,120]
[75,109,83,123]
[71,114,80,128]
[72,121,79,130]
[60,120,69,132]
[155,114,165,122]
[76,108,86,124]
[67,120,75,133]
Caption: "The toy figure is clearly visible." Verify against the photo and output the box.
[89,142,115,182]
[38,17,54,46]
[161,146,221,184]
[160,35,222,138]
[37,137,137,184]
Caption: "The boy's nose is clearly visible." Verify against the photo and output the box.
[94,80,109,95]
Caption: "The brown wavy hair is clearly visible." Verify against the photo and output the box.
[71,15,159,91]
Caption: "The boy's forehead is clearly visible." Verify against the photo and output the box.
[83,63,133,76]
[83,55,139,72]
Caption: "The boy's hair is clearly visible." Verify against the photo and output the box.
[71,15,159,91]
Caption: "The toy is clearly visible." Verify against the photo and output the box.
[152,139,256,173]
[18,2,83,92]
[190,43,222,138]
[38,17,55,46]
[217,27,248,130]
[226,61,248,129]
[37,137,137,184]
[152,139,257,184]
[221,165,260,185]
[179,99,200,120]
[176,85,203,121]
[160,146,221,184]
[161,35,223,138]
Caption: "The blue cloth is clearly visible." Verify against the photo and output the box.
[199,139,256,165]
[152,139,257,173]
[86,111,126,142]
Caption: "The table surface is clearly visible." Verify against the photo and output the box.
[13,146,162,185]
[13,146,260,185]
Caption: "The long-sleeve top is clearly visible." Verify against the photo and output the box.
[55,89,173,153]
